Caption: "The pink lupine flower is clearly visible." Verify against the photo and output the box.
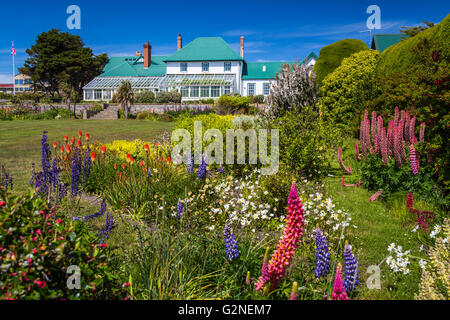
[255,247,270,292]
[354,143,361,161]
[266,183,305,291]
[380,127,389,166]
[369,146,374,155]
[409,116,416,144]
[369,190,383,202]
[406,193,414,210]
[404,111,410,144]
[393,126,403,167]
[410,145,419,175]
[371,111,377,148]
[387,120,394,152]
[360,120,367,158]
[338,147,352,175]
[331,263,348,300]
[419,123,425,143]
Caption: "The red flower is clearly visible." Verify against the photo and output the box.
[85,133,90,141]
[91,152,96,162]
[77,140,82,148]
[139,161,144,167]
[166,156,171,164]
[78,130,82,138]
[114,163,117,170]
[60,146,64,153]
[0,201,5,207]
[100,146,106,154]
[144,144,150,153]
[122,163,126,170]
[64,135,68,142]
[53,142,58,148]
[56,219,63,224]
[66,144,71,153]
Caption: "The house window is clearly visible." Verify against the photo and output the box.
[211,86,220,97]
[247,83,255,96]
[180,86,189,97]
[200,86,210,97]
[19,79,24,85]
[224,62,231,72]
[180,63,187,72]
[223,86,231,95]
[103,90,112,101]
[95,90,102,100]
[263,83,270,95]
[190,86,199,97]
[15,80,18,85]
[202,62,209,72]
[85,90,93,100]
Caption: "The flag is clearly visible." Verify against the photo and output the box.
[11,44,16,56]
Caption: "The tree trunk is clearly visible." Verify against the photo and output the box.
[124,102,129,119]
[67,98,71,119]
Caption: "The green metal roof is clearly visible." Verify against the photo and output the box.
[164,37,243,62]
[371,34,406,52]
[242,61,291,80]
[100,55,168,77]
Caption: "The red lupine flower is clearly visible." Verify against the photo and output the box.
[331,264,348,300]
[90,152,96,162]
[266,183,305,290]
[60,146,64,153]
[71,136,75,145]
[53,142,57,149]
[406,193,414,210]
[66,144,71,153]
[85,133,90,141]
[64,135,68,142]
[77,140,82,148]
[78,130,82,138]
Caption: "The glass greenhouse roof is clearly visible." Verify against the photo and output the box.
[83,77,164,89]
[160,74,235,87]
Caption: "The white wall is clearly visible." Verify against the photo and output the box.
[242,79,274,97]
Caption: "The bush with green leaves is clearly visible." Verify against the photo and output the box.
[318,50,380,134]
[215,95,250,115]
[313,39,369,87]
[267,62,318,118]
[271,107,334,179]
[135,91,155,104]
[155,91,182,104]
[0,187,123,299]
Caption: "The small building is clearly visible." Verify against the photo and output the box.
[14,73,33,92]
[0,84,13,94]
[371,34,406,52]
[83,35,316,102]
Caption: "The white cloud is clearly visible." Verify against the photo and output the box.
[0,73,13,84]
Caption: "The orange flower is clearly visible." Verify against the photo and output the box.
[139,161,144,167]
[166,156,171,164]
[77,140,82,148]
[155,142,159,148]
[53,142,57,149]
[78,130,82,138]
[129,157,135,165]
[144,144,150,153]
[126,153,132,162]
[90,152,96,162]
[114,163,117,170]
[64,135,68,142]
[60,146,64,153]
[100,146,106,154]
[70,136,75,145]
[85,133,90,141]
[119,172,123,179]
[66,144,71,153]
[122,163,126,170]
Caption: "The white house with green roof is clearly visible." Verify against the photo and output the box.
[83,35,316,102]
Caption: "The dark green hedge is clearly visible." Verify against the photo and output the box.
[313,39,369,87]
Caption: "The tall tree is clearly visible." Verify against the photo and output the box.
[116,81,135,119]
[19,29,108,97]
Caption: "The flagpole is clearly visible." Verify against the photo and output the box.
[12,41,15,96]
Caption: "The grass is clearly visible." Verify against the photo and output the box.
[0,119,175,192]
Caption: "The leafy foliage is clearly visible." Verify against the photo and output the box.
[155,91,182,104]
[313,39,369,87]
[135,91,155,104]
[215,95,251,115]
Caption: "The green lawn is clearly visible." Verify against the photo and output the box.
[0,120,175,192]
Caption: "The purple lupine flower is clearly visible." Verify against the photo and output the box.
[343,242,360,293]
[99,211,114,245]
[224,224,239,261]
[71,148,82,197]
[187,154,194,174]
[198,157,207,179]
[314,227,330,278]
[40,131,51,194]
[218,164,224,173]
[176,199,183,218]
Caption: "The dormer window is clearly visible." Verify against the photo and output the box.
[202,62,209,72]
[262,65,266,72]
[180,63,187,72]
[224,62,231,72]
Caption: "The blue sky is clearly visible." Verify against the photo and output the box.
[0,0,448,83]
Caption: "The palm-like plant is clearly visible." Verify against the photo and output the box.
[116,81,135,119]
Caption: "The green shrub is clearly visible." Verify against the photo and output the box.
[135,91,155,104]
[252,95,265,104]
[376,14,449,76]
[313,39,369,87]
[136,111,150,120]
[0,187,123,299]
[271,107,334,179]
[155,91,182,104]
[215,95,250,115]
[91,102,104,112]
[318,50,380,134]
